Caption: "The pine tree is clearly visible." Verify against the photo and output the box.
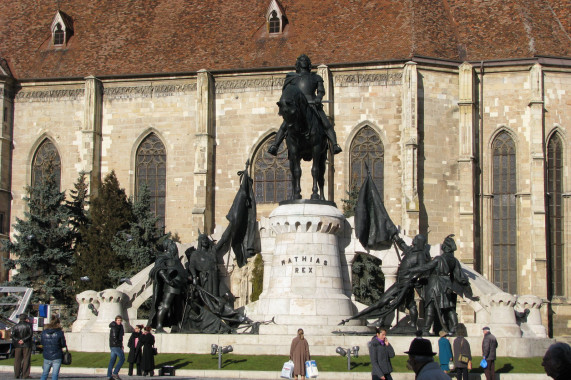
[351,254,385,306]
[341,180,360,218]
[3,169,75,305]
[250,253,264,302]
[74,171,134,292]
[67,171,90,248]
[111,183,168,280]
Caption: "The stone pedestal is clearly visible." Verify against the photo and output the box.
[81,289,130,333]
[71,290,100,332]
[250,201,358,334]
[516,295,547,338]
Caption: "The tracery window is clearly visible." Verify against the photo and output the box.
[491,131,517,293]
[349,126,384,196]
[53,23,64,45]
[253,136,291,203]
[269,11,280,33]
[31,139,61,190]
[135,133,166,229]
[547,133,564,296]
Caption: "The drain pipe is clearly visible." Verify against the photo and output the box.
[478,61,484,274]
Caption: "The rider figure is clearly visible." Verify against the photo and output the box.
[268,54,342,156]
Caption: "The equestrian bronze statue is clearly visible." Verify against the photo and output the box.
[268,54,342,200]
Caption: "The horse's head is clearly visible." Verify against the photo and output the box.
[277,97,297,125]
[277,84,307,126]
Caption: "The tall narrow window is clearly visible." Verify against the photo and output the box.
[31,139,61,190]
[253,136,291,203]
[53,23,64,45]
[491,131,517,293]
[269,11,280,33]
[547,133,564,296]
[350,126,384,196]
[136,133,166,229]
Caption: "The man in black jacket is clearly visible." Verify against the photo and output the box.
[12,314,32,379]
[369,327,395,380]
[482,326,498,380]
[107,315,125,380]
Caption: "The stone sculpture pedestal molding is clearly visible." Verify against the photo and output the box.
[249,201,361,335]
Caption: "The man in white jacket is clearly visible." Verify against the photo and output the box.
[405,338,449,380]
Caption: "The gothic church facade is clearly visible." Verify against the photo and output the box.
[1,0,570,335]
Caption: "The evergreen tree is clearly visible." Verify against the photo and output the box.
[3,169,75,305]
[74,171,134,292]
[341,180,360,218]
[67,171,90,248]
[351,254,385,306]
[250,253,264,302]
[111,183,168,280]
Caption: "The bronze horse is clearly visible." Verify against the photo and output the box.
[276,84,328,200]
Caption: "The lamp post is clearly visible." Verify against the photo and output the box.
[335,346,360,371]
[210,344,234,369]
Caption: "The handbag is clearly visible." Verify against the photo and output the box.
[448,359,455,371]
[152,347,158,356]
[480,357,488,368]
[305,360,318,378]
[281,360,294,379]
[459,340,470,364]
[62,346,72,365]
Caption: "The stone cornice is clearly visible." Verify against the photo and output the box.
[215,77,283,94]
[103,83,197,99]
[335,72,402,87]
[15,88,85,102]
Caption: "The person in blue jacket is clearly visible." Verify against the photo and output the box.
[40,316,66,380]
[438,330,453,373]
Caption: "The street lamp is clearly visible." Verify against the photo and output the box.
[335,346,360,371]
[210,343,234,369]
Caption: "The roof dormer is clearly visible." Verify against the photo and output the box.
[50,11,73,47]
[266,0,286,35]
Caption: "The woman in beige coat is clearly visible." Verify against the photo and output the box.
[290,328,310,379]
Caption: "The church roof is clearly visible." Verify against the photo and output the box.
[1,0,570,80]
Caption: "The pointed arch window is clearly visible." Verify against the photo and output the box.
[31,139,61,190]
[266,0,285,35]
[547,133,564,296]
[135,133,166,229]
[350,126,384,196]
[491,131,517,293]
[253,136,291,203]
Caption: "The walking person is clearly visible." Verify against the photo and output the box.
[481,326,498,380]
[453,324,472,380]
[437,330,453,373]
[12,314,33,379]
[290,328,310,380]
[369,327,395,380]
[127,325,143,376]
[139,326,155,376]
[40,316,66,380]
[107,315,125,380]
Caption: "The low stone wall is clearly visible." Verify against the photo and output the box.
[65,332,553,358]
